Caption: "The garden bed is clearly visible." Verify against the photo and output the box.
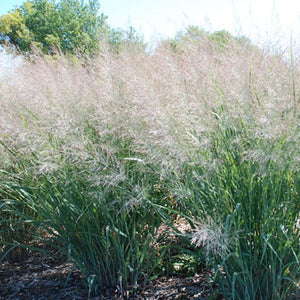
[0,247,218,300]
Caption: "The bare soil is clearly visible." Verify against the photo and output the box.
[0,246,222,300]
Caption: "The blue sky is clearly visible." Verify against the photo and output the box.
[0,0,299,46]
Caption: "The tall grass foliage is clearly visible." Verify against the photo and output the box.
[0,123,168,295]
[176,114,299,299]
[0,32,299,296]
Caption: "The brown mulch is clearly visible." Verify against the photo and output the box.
[0,246,221,300]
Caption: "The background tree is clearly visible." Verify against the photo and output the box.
[0,2,34,51]
[0,0,108,55]
[165,25,251,52]
[108,26,145,53]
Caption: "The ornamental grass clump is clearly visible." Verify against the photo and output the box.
[182,115,300,299]
[0,27,299,297]
[0,128,168,295]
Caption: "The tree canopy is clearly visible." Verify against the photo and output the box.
[166,25,251,52]
[0,0,108,55]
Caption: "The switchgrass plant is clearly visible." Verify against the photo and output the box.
[179,115,300,299]
[0,29,299,296]
[0,172,37,262]
[0,127,168,295]
[0,147,43,262]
